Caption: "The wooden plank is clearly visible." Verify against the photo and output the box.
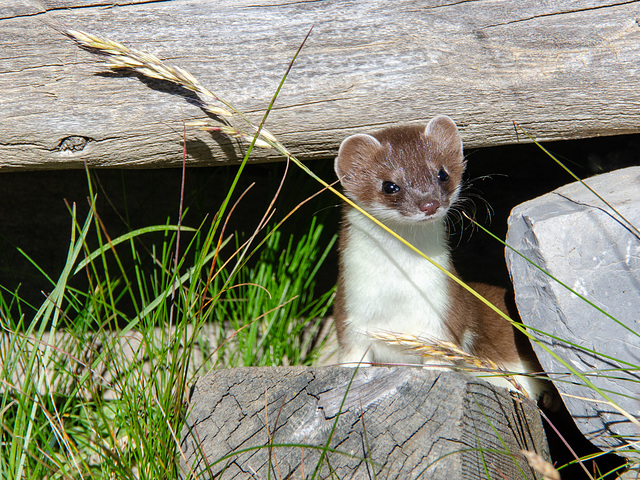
[2,0,640,170]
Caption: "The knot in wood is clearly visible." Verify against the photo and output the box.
[57,136,91,153]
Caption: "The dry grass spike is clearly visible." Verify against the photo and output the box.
[521,450,560,480]
[64,29,280,150]
[369,331,528,397]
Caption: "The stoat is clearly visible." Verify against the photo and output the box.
[333,115,555,407]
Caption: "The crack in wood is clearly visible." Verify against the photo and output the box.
[480,0,640,30]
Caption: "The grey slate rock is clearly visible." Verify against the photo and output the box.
[179,366,547,479]
[505,166,640,459]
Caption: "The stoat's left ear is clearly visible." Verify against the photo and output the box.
[424,115,463,158]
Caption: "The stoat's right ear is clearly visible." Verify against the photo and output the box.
[334,134,381,183]
[424,115,463,160]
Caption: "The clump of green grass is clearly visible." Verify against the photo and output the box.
[0,166,335,478]
[210,218,336,368]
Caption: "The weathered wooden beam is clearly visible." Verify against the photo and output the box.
[2,0,640,170]
[180,366,549,479]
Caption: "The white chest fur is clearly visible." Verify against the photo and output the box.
[340,209,452,364]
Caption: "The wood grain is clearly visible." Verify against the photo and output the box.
[2,0,640,170]
[180,366,548,479]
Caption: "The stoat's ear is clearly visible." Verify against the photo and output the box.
[424,115,463,158]
[334,133,382,183]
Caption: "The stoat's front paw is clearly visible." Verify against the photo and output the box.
[339,346,373,367]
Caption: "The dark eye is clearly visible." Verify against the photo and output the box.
[382,181,400,194]
[437,168,450,182]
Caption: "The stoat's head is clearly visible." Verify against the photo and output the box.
[335,115,466,224]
